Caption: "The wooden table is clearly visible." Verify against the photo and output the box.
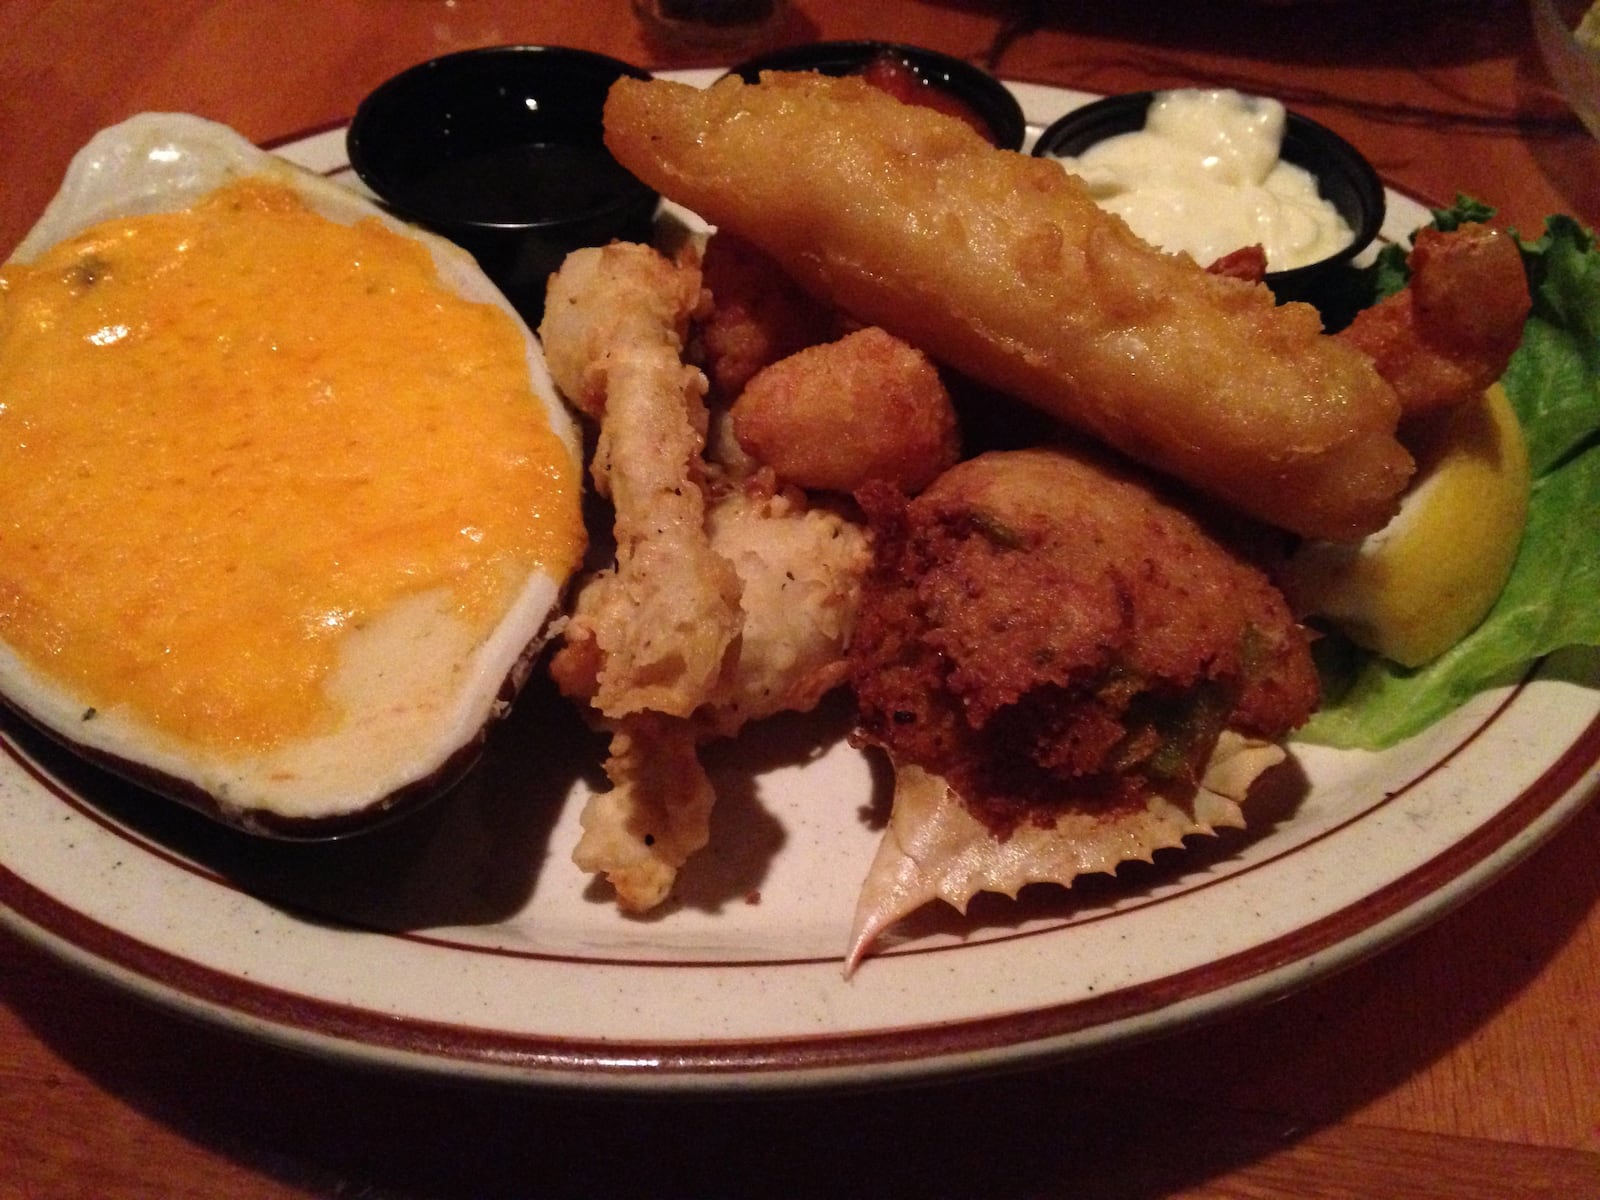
[3,2,1598,1195]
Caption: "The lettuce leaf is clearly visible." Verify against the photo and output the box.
[1295,204,1600,749]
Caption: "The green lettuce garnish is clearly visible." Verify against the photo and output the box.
[1295,200,1600,749]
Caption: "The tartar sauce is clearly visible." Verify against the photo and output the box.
[1054,89,1354,272]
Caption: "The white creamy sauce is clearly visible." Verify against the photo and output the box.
[1055,89,1354,272]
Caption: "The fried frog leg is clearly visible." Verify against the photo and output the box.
[541,242,870,912]
[539,242,741,719]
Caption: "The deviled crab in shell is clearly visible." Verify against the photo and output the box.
[0,114,585,835]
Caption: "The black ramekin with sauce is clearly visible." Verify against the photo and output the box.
[1033,89,1387,323]
[347,45,659,321]
[725,40,1027,151]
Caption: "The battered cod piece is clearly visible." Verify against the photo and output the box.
[845,446,1319,966]
[605,72,1413,542]
[732,326,962,495]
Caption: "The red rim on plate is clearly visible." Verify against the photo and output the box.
[2,78,1596,1093]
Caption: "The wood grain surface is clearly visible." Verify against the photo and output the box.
[3,2,1598,1196]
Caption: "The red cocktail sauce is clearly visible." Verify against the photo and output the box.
[856,52,996,144]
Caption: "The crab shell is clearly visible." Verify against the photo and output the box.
[0,113,583,837]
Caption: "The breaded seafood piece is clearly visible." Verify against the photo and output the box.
[539,242,741,720]
[698,231,843,401]
[604,72,1413,542]
[558,482,869,910]
[541,242,870,912]
[539,237,703,424]
[558,481,870,733]
[694,482,871,740]
[572,713,715,913]
[732,326,962,495]
[1337,223,1531,422]
[845,446,1318,966]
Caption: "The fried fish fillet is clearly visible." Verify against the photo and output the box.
[604,72,1414,542]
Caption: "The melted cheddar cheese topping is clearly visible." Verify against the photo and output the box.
[0,178,583,754]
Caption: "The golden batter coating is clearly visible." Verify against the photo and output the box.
[1337,223,1532,422]
[604,72,1414,542]
[539,242,740,721]
[732,326,961,495]
[540,242,870,913]
[697,231,843,401]
[849,446,1318,832]
[844,445,1319,966]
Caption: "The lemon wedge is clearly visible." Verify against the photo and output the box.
[1577,0,1600,49]
[1282,383,1530,669]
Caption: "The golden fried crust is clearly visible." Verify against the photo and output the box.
[849,446,1319,834]
[1337,223,1531,421]
[540,240,872,914]
[731,326,961,495]
[573,713,714,912]
[604,73,1414,541]
[697,231,841,400]
[540,243,741,720]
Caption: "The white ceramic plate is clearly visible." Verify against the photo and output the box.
[2,75,1597,1095]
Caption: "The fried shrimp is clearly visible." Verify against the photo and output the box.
[845,446,1318,965]
[698,231,844,401]
[1337,223,1531,421]
[604,72,1414,542]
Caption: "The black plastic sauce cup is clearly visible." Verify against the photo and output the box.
[348,45,659,322]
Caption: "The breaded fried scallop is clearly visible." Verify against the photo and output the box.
[732,326,961,494]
